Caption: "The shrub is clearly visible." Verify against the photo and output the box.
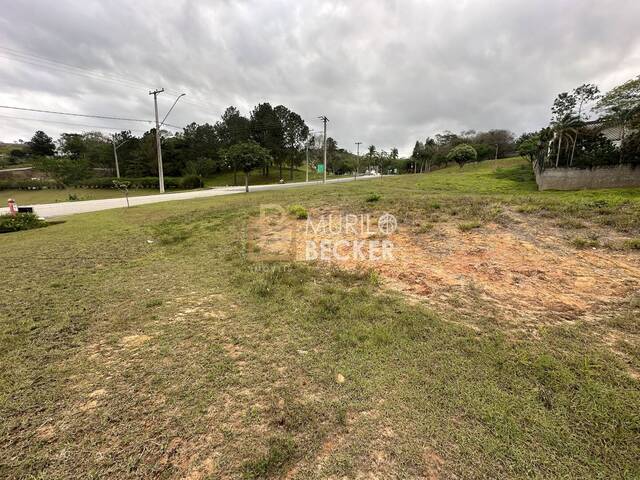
[366,193,381,202]
[0,213,48,233]
[69,176,202,190]
[447,144,478,168]
[288,204,308,219]
[0,179,65,190]
[180,175,204,189]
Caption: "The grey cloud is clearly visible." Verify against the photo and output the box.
[0,0,638,154]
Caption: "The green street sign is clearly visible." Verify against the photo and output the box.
[316,164,325,173]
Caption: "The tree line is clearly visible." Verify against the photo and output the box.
[517,76,640,169]
[411,129,516,171]
[8,102,402,184]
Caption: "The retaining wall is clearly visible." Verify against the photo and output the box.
[535,164,640,190]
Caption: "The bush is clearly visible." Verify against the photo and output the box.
[621,130,640,165]
[69,176,202,190]
[0,179,65,190]
[180,175,204,189]
[366,193,381,202]
[288,204,308,219]
[447,144,478,168]
[0,213,48,233]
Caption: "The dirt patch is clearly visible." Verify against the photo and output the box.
[252,209,640,329]
[121,334,151,348]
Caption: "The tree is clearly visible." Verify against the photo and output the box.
[411,141,423,173]
[250,103,282,176]
[551,92,577,122]
[446,144,477,168]
[275,105,309,180]
[595,75,640,161]
[226,141,272,192]
[552,113,581,167]
[569,83,600,164]
[29,130,55,156]
[421,137,436,172]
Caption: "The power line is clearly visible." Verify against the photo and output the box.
[0,113,149,134]
[0,105,154,124]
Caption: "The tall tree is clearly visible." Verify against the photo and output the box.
[274,105,309,179]
[29,130,55,156]
[250,103,282,176]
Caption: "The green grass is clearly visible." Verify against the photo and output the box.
[1,157,638,478]
[1,187,159,205]
[203,167,339,187]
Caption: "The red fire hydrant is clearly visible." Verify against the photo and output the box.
[7,198,18,216]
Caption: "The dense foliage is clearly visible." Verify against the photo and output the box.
[532,76,640,169]
[446,144,478,168]
[410,129,515,173]
[0,213,48,233]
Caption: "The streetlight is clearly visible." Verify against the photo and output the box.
[150,90,186,193]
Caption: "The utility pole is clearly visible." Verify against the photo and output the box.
[112,136,121,178]
[318,116,328,183]
[111,133,131,179]
[149,88,165,193]
[305,142,309,182]
[355,141,362,180]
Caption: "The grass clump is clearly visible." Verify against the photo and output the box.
[458,220,481,232]
[0,213,48,233]
[243,436,297,479]
[623,238,640,250]
[288,204,308,219]
[571,236,600,249]
[365,193,381,202]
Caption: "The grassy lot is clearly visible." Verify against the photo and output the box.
[1,157,639,478]
[1,168,339,205]
[1,187,160,205]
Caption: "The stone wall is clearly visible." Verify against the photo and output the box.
[535,164,640,191]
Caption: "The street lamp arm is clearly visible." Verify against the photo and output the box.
[160,93,186,127]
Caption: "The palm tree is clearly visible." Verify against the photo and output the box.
[552,114,580,167]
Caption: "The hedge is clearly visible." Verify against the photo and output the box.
[70,176,204,189]
[0,179,65,191]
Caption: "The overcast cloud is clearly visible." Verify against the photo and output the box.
[0,0,639,155]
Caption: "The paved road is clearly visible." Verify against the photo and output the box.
[0,176,378,218]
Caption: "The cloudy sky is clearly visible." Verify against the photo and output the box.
[0,0,639,155]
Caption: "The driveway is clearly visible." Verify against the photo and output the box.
[0,176,378,218]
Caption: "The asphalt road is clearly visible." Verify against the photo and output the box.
[0,175,379,218]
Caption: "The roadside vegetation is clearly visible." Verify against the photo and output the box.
[1,157,638,478]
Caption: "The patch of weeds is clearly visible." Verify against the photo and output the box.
[458,221,481,232]
[145,299,163,308]
[67,193,82,201]
[429,201,441,210]
[556,219,587,229]
[153,223,192,245]
[288,204,308,219]
[571,236,599,249]
[623,238,640,250]
[366,193,381,203]
[416,223,434,233]
[516,204,543,214]
[243,436,297,479]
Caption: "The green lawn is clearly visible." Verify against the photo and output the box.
[1,187,160,205]
[1,167,340,205]
[203,166,339,187]
[1,158,639,478]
